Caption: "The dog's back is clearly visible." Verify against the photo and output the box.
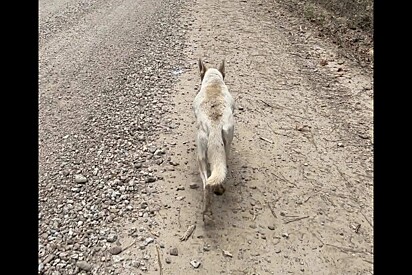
[193,59,235,219]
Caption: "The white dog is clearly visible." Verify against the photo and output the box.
[193,58,235,221]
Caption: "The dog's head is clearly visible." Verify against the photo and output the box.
[198,58,225,82]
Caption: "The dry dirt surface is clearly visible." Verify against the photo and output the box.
[39,0,373,274]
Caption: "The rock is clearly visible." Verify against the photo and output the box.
[170,161,179,166]
[43,254,55,264]
[144,237,154,246]
[107,234,117,243]
[131,260,140,268]
[222,250,233,257]
[275,249,281,253]
[165,257,171,264]
[176,185,185,191]
[268,225,275,230]
[170,247,178,256]
[146,177,157,183]
[337,142,344,147]
[75,174,87,184]
[108,246,122,255]
[190,260,201,268]
[112,255,124,263]
[189,183,199,189]
[282,233,289,239]
[38,263,44,273]
[76,261,92,271]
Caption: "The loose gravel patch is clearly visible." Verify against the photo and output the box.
[39,0,189,274]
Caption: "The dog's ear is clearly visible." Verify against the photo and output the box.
[198,58,207,81]
[218,59,225,79]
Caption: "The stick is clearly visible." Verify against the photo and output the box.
[325,243,371,255]
[267,202,277,219]
[180,224,196,241]
[360,210,373,227]
[122,239,136,252]
[260,99,274,108]
[259,136,274,144]
[266,123,293,138]
[155,245,163,275]
[272,172,297,188]
[284,215,309,224]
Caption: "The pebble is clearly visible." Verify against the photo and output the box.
[189,183,199,189]
[131,260,140,268]
[170,247,178,256]
[112,255,124,263]
[75,174,87,184]
[222,250,233,257]
[190,260,201,268]
[107,234,117,243]
[76,261,92,271]
[170,161,179,166]
[108,246,123,255]
[144,237,154,246]
[146,177,157,183]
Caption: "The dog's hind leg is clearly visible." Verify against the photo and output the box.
[196,130,212,219]
[222,122,234,168]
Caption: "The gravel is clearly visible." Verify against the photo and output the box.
[38,0,188,273]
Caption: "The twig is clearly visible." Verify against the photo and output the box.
[284,215,309,224]
[267,202,277,219]
[180,224,196,241]
[362,258,373,264]
[155,245,163,275]
[260,99,274,108]
[325,243,371,255]
[122,239,136,252]
[177,207,181,228]
[267,123,293,138]
[252,209,257,221]
[303,193,316,203]
[259,136,274,144]
[360,210,373,227]
[272,172,297,188]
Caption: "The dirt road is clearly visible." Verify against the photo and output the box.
[39,0,373,274]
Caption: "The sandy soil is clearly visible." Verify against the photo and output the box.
[133,0,373,274]
[39,0,373,274]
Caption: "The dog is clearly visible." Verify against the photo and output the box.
[193,58,235,221]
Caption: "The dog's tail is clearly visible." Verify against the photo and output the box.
[206,125,227,195]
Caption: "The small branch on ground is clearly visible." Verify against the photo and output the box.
[267,202,277,219]
[180,224,196,241]
[155,245,163,275]
[259,136,274,144]
[284,215,310,224]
